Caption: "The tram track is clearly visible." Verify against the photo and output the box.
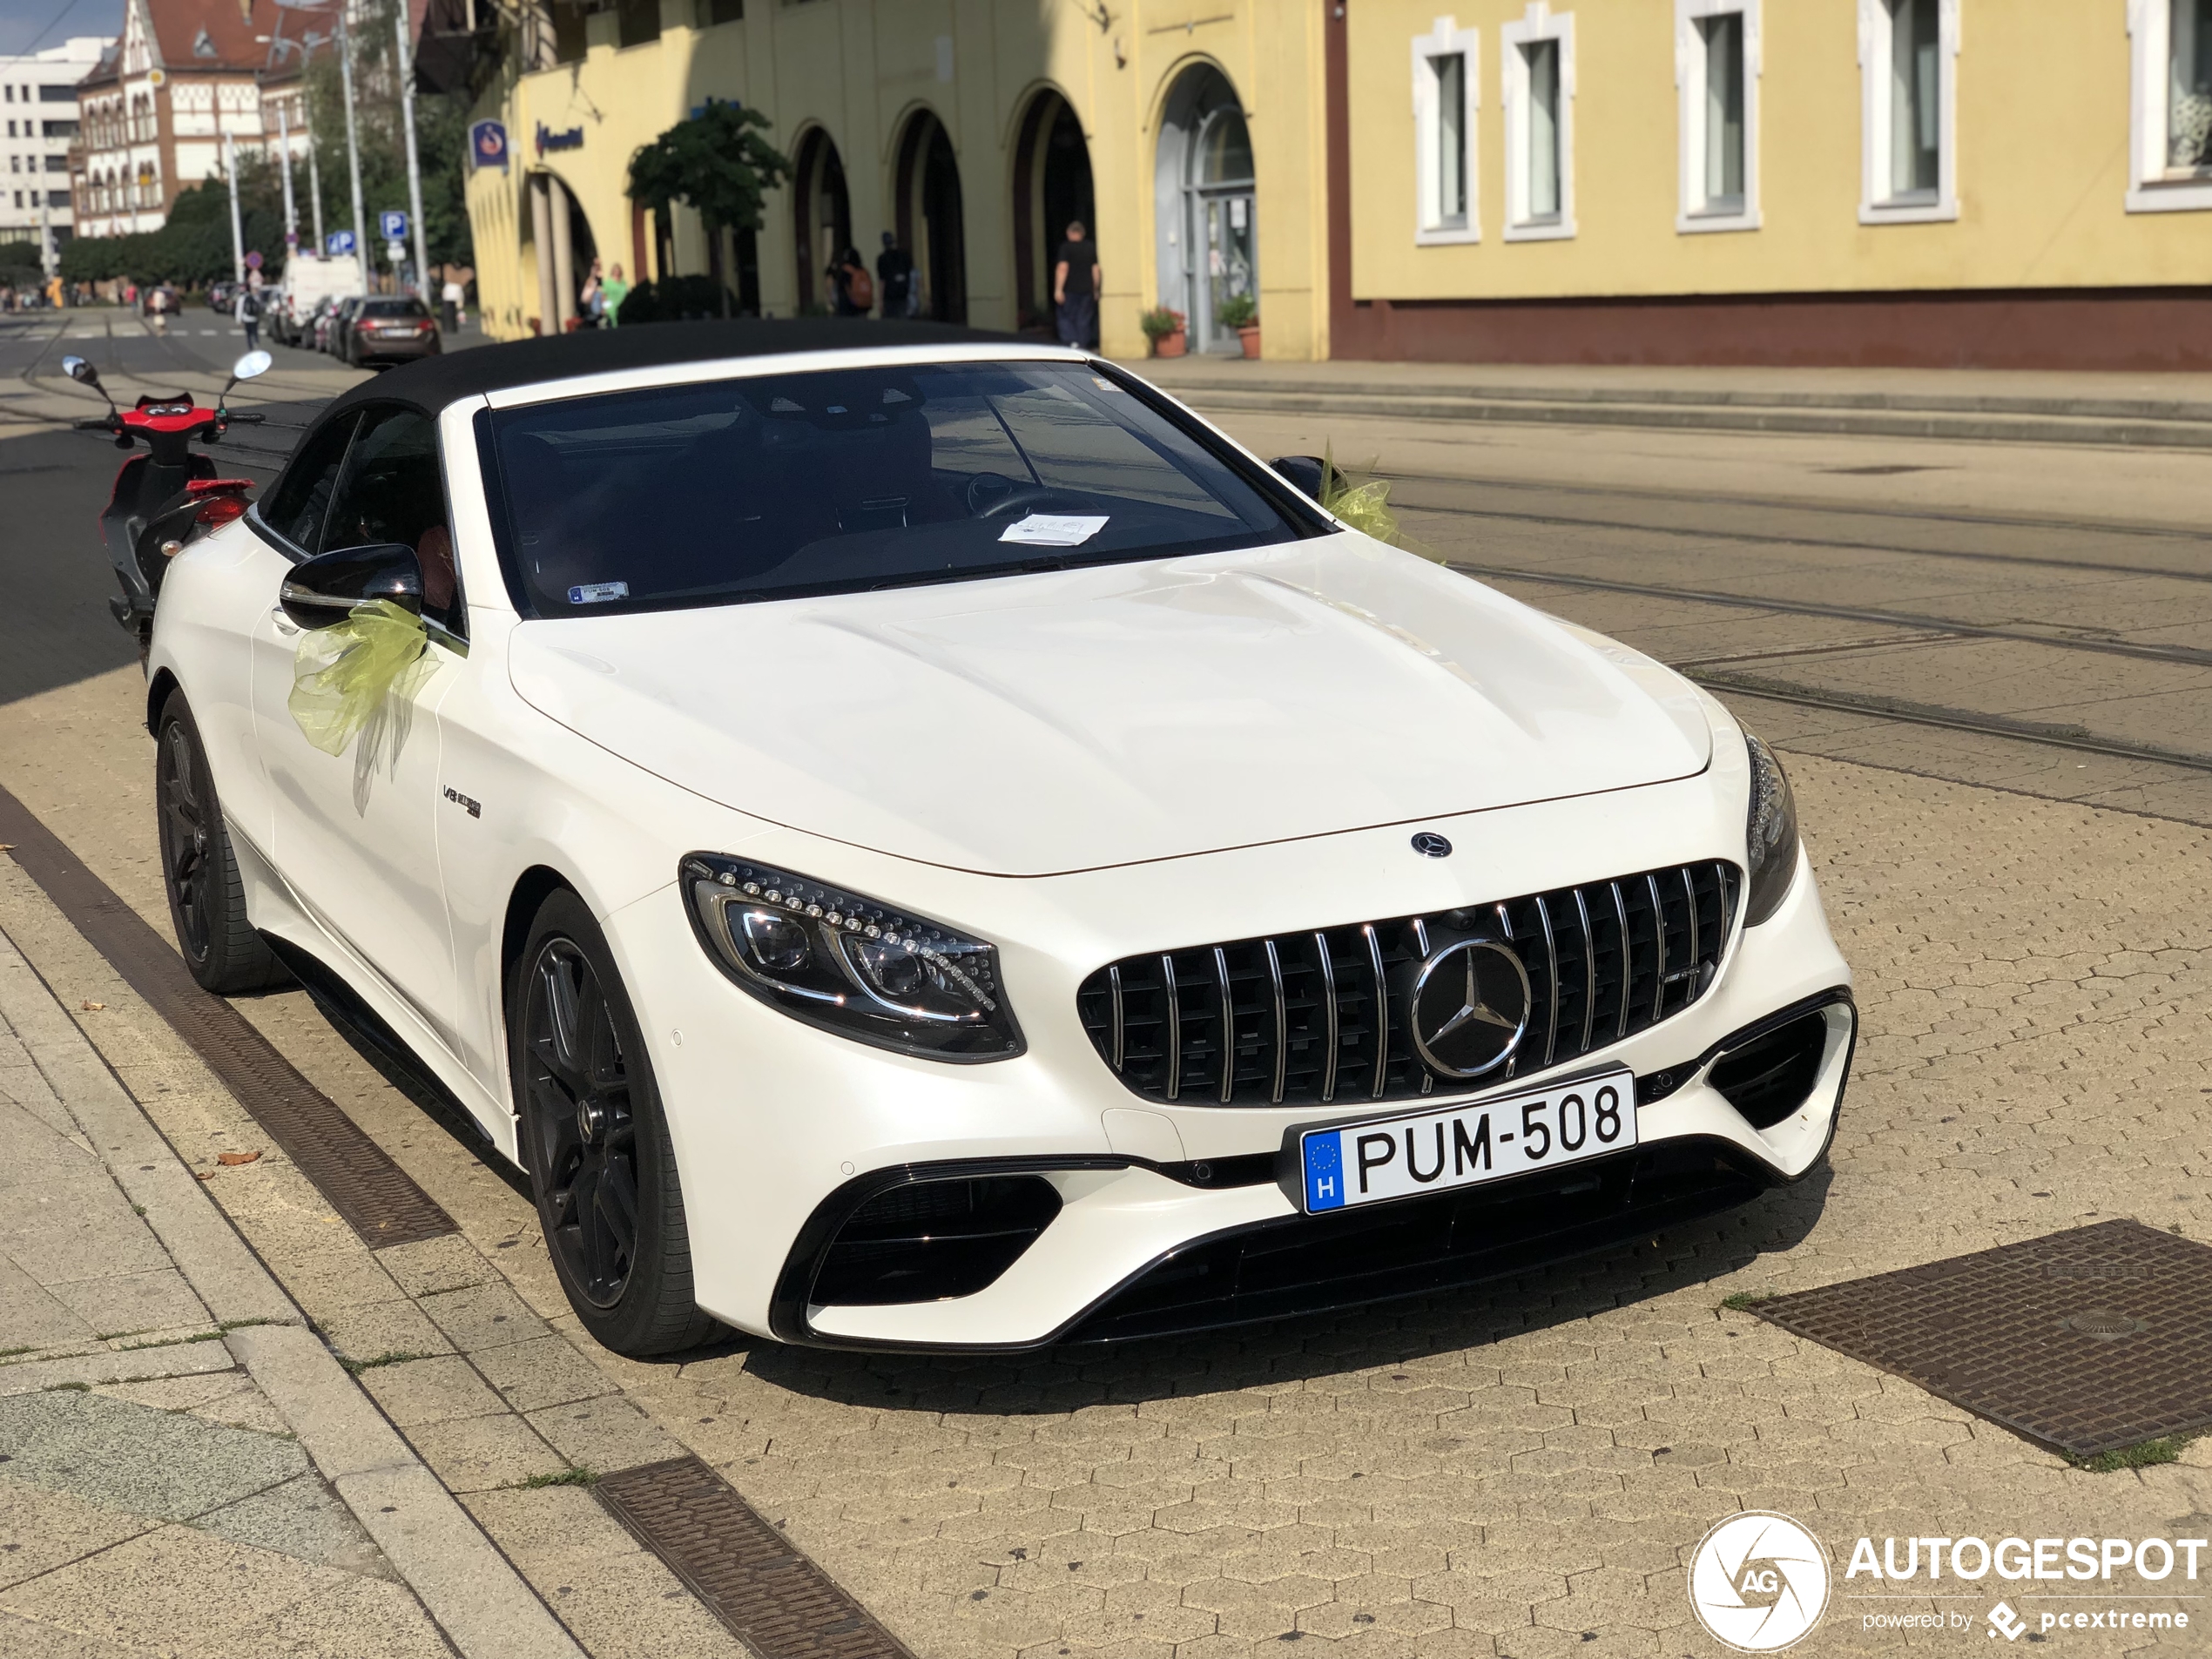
[1447,562,2212,669]
[1393,475,2212,585]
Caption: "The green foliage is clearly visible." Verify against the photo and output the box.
[0,239,42,286]
[627,100,792,242]
[615,275,738,325]
[2072,1434,2193,1474]
[1138,306,1184,340]
[1215,291,1258,329]
[60,175,287,288]
[300,0,474,273]
[1720,1291,1775,1312]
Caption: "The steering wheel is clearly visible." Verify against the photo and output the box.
[968,480,1098,521]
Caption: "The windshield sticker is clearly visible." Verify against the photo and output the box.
[567,581,630,605]
[998,514,1109,549]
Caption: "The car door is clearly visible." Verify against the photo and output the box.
[247,403,467,1055]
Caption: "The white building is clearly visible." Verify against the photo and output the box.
[0,36,110,252]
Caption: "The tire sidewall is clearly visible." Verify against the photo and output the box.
[509,889,691,1354]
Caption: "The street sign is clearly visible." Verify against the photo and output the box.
[469,120,509,172]
[245,250,263,271]
[327,230,356,256]
[380,210,408,239]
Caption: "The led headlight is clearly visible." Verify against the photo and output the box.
[680,854,1024,1061]
[1742,730,1801,927]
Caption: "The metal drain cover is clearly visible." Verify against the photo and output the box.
[1754,1219,2212,1457]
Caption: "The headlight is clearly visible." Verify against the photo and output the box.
[1743,731,1801,927]
[680,854,1024,1062]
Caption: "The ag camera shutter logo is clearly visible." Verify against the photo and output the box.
[1688,1511,1831,1652]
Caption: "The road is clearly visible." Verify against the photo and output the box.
[1,321,2207,1659]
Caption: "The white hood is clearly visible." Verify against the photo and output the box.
[506,537,1712,877]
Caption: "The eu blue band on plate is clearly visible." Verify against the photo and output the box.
[1304,1131,1345,1212]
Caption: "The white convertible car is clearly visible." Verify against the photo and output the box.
[147,322,1852,1356]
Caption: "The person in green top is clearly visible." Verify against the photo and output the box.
[601,263,632,327]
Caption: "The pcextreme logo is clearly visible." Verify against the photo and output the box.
[1688,1511,1833,1652]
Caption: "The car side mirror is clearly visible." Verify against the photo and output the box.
[1270,455,1329,504]
[279,543,423,629]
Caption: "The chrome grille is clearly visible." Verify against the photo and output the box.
[1076,861,1740,1109]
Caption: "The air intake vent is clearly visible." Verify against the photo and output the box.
[1076,862,1738,1109]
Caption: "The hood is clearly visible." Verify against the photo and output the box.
[507,537,1712,877]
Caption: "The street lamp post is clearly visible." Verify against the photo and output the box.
[224,132,246,286]
[278,100,299,258]
[337,4,368,284]
[395,7,430,297]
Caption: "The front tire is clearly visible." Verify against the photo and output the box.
[155,695,287,995]
[510,890,718,1357]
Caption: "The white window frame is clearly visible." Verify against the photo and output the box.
[2128,0,2212,212]
[1412,17,1480,245]
[1857,0,1959,225]
[1676,0,1760,233]
[1501,2,1575,241]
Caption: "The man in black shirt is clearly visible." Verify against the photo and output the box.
[1053,219,1100,349]
[877,231,917,317]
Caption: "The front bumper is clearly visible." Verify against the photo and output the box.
[604,760,1851,1351]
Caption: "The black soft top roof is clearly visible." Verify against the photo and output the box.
[320,318,1025,423]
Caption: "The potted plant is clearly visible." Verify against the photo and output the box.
[1217,291,1259,358]
[1140,306,1187,358]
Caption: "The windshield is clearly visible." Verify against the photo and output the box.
[482,361,1311,614]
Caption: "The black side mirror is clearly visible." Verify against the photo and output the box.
[280,543,423,629]
[1270,455,1329,504]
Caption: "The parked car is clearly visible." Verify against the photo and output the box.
[343,296,441,368]
[320,295,362,356]
[207,280,236,314]
[143,321,1853,1359]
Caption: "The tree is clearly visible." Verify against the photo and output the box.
[625,101,792,317]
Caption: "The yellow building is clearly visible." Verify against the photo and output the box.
[464,0,2212,368]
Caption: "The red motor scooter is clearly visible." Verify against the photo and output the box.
[64,349,271,660]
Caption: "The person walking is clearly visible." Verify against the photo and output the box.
[440,273,463,334]
[1054,219,1100,350]
[578,259,604,328]
[601,262,630,327]
[827,246,871,316]
[875,231,914,320]
[235,283,261,352]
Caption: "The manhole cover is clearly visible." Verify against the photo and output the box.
[1754,1219,2212,1457]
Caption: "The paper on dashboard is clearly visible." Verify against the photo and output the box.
[997,514,1109,548]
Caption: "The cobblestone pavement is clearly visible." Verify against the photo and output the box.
[3,410,2210,1658]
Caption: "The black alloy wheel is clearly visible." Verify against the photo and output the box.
[512,890,718,1355]
[523,939,639,1307]
[154,695,286,995]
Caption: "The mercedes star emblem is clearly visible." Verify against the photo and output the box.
[1409,939,1531,1078]
[1410,832,1453,858]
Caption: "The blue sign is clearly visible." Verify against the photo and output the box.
[469,118,509,172]
[326,229,355,256]
[535,121,583,156]
[380,209,408,239]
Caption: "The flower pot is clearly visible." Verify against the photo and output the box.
[1238,324,1261,359]
[1152,329,1187,358]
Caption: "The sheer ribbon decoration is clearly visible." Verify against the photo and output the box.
[287,599,439,812]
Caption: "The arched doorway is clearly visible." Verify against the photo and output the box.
[1154,65,1256,355]
[525,170,597,332]
[894,110,966,323]
[792,128,850,314]
[1012,90,1095,335]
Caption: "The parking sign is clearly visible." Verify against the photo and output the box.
[380,210,408,240]
[327,229,356,256]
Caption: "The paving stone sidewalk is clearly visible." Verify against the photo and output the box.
[0,920,583,1659]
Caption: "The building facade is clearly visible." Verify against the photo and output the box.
[462,0,2212,368]
[2,37,109,250]
[69,0,284,239]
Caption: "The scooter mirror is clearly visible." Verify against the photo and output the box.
[62,354,100,388]
[231,350,273,382]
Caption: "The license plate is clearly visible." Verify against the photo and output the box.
[1298,1068,1636,1213]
